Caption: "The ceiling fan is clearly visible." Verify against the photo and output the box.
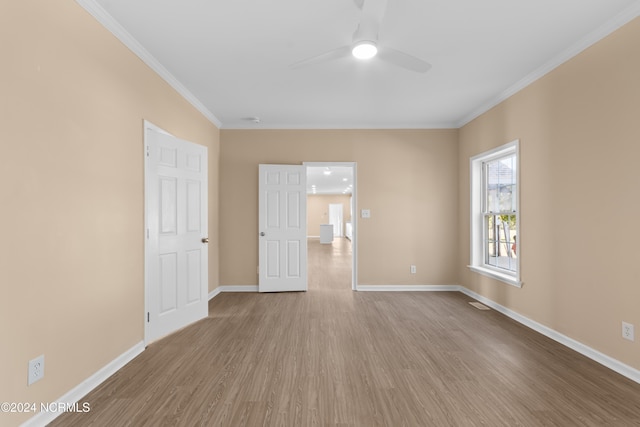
[291,0,431,73]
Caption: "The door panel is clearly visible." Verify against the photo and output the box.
[287,193,300,227]
[287,241,301,277]
[186,249,201,304]
[159,253,178,313]
[259,165,307,292]
[186,180,201,232]
[160,177,178,234]
[146,125,208,343]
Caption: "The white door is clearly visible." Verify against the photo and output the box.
[258,164,307,292]
[145,124,208,343]
[329,203,343,237]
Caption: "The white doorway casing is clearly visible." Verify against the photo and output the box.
[305,162,357,291]
[144,121,208,344]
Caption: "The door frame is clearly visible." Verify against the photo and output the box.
[304,162,357,291]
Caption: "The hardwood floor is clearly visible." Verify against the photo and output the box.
[51,239,640,426]
[308,237,352,291]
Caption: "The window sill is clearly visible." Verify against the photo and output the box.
[467,265,523,288]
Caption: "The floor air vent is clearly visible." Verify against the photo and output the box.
[469,301,490,310]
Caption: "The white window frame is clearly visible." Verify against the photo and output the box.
[469,140,522,287]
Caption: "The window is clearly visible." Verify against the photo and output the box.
[469,140,521,287]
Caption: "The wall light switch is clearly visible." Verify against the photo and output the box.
[361,209,371,219]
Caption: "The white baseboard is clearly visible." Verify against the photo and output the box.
[457,287,640,385]
[208,287,222,300]
[212,284,461,294]
[209,285,259,300]
[219,285,259,293]
[21,341,145,427]
[357,284,461,292]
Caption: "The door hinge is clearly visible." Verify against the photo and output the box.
[146,146,150,157]
[147,312,150,322]
[146,228,149,239]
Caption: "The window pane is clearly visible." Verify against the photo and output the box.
[497,183,514,212]
[485,154,516,213]
[485,215,495,265]
[484,214,517,272]
[486,186,499,213]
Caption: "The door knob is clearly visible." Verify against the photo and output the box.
[260,232,265,237]
[201,237,209,243]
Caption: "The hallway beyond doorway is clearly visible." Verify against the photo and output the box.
[308,237,352,291]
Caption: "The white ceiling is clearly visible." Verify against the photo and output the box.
[307,167,353,195]
[85,0,640,129]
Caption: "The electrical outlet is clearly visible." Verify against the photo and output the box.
[410,265,416,274]
[361,209,371,219]
[28,355,45,385]
[622,322,635,342]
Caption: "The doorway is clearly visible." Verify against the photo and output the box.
[304,162,356,291]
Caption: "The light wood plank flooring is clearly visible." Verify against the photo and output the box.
[51,239,640,426]
[308,237,352,291]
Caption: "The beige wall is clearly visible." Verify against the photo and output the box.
[458,17,640,370]
[0,1,219,425]
[307,194,352,237]
[220,129,459,287]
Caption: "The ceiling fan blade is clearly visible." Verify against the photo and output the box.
[289,46,351,69]
[377,46,432,73]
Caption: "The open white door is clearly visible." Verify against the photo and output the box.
[259,164,307,292]
[145,123,208,343]
[329,203,343,237]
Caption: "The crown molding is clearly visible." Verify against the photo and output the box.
[221,122,458,130]
[75,0,222,129]
[456,2,640,128]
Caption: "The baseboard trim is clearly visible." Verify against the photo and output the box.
[457,287,640,385]
[21,341,145,427]
[209,286,259,300]
[357,284,461,292]
[220,285,259,293]
[208,287,222,300]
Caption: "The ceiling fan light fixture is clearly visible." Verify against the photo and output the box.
[352,41,377,60]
